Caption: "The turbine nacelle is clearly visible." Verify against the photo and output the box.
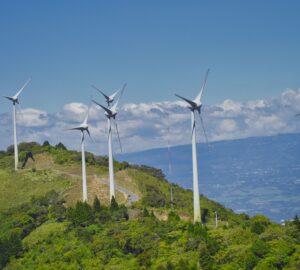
[3,96,19,105]
[3,78,31,105]
[70,125,89,132]
[175,94,202,112]
[92,83,127,107]
[175,68,209,114]
[68,108,92,141]
[92,100,117,119]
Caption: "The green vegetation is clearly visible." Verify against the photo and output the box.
[0,142,299,269]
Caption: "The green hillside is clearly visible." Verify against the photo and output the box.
[0,142,300,269]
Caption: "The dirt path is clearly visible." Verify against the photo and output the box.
[95,175,139,206]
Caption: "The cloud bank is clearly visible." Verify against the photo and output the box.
[1,89,300,154]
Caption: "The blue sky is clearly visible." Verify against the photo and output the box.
[1,0,300,114]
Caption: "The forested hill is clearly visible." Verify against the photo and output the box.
[0,142,300,269]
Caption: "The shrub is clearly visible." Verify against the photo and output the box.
[142,185,167,207]
[0,233,22,269]
[112,205,129,221]
[251,240,270,258]
[250,215,270,235]
[168,211,180,222]
[199,244,214,270]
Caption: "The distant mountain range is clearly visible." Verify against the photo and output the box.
[117,133,300,222]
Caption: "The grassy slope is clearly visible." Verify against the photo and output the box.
[0,144,243,226]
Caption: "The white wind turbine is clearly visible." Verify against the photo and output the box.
[92,83,126,201]
[91,84,124,108]
[68,108,92,202]
[175,69,210,223]
[3,78,31,171]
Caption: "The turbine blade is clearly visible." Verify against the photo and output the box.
[119,83,127,98]
[91,85,110,102]
[175,94,197,108]
[86,128,94,143]
[82,102,92,126]
[109,83,127,105]
[92,99,112,116]
[14,78,31,99]
[199,113,209,144]
[192,117,196,138]
[111,83,126,111]
[81,131,84,143]
[109,88,121,102]
[108,120,112,141]
[195,69,210,103]
[67,127,82,131]
[113,120,123,153]
[2,96,13,101]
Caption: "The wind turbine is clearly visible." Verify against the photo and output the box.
[91,84,125,108]
[68,108,92,202]
[175,69,210,223]
[92,83,126,201]
[3,78,31,171]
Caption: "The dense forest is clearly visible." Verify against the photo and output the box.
[0,142,300,269]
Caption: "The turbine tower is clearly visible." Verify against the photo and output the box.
[215,211,218,228]
[175,69,210,223]
[3,78,31,171]
[92,83,126,201]
[69,109,92,202]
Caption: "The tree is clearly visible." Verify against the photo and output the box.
[93,196,101,213]
[201,208,209,224]
[110,196,119,211]
[251,240,270,258]
[293,215,300,230]
[6,145,14,155]
[42,140,50,147]
[143,207,150,217]
[67,201,94,226]
[55,142,67,150]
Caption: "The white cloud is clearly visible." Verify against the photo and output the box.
[246,99,267,110]
[281,89,300,109]
[63,102,87,114]
[245,115,286,132]
[0,88,300,153]
[211,99,242,117]
[17,108,49,127]
[219,119,237,132]
[59,102,88,122]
